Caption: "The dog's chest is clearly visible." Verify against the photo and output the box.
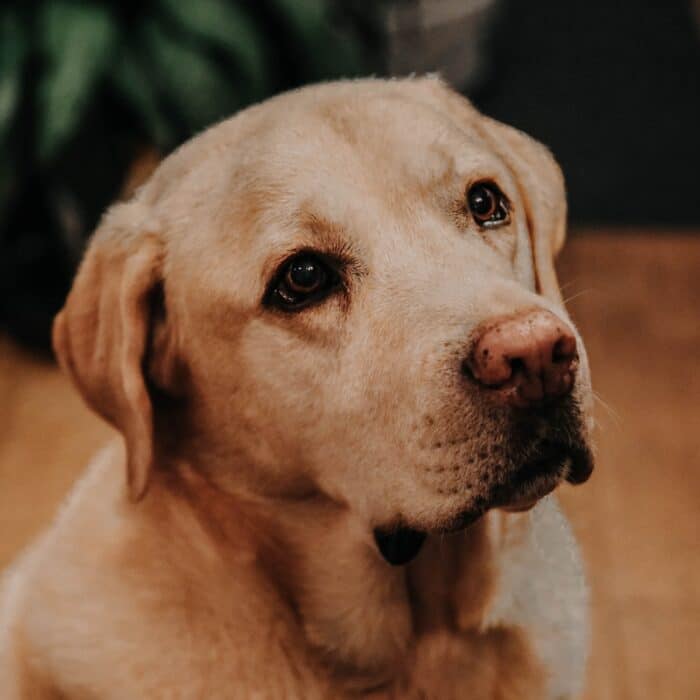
[382,525,545,699]
[314,523,543,699]
[385,625,546,700]
[325,505,588,699]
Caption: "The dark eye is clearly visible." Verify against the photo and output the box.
[265,253,339,311]
[467,182,510,228]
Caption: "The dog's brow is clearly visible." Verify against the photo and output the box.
[291,206,365,278]
[297,208,345,240]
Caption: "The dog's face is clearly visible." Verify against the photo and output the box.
[54,78,593,548]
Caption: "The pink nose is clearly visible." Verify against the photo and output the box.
[465,309,578,408]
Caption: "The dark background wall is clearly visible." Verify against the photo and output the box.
[474,0,700,225]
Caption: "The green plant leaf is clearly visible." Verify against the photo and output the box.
[268,0,368,79]
[111,47,174,149]
[0,9,26,145]
[269,0,326,42]
[36,0,118,163]
[0,161,12,224]
[140,19,241,132]
[158,0,268,98]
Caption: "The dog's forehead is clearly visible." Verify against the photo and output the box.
[148,81,505,214]
[248,89,501,187]
[209,91,512,242]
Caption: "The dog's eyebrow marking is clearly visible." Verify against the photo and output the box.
[293,206,366,277]
[297,208,345,241]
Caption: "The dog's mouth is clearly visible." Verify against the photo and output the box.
[491,440,594,508]
[373,442,593,566]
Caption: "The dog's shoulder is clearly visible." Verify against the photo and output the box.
[0,444,120,695]
[1,443,328,697]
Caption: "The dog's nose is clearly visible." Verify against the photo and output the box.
[465,309,578,408]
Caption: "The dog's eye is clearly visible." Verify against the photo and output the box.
[467,182,510,228]
[265,253,339,311]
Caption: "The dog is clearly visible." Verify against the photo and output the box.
[0,77,594,699]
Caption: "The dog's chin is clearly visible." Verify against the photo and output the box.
[373,443,593,566]
[491,440,595,511]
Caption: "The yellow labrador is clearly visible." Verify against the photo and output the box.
[0,77,594,699]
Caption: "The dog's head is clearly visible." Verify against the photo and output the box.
[53,78,593,562]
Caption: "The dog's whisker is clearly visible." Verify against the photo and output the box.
[562,287,595,305]
[593,391,622,428]
[558,278,581,294]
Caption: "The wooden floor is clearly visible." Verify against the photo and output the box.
[1,232,698,698]
[556,232,700,699]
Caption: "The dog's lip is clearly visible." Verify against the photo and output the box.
[442,444,593,526]
[512,441,593,488]
[563,444,595,484]
[493,441,594,508]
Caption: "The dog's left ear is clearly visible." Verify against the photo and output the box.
[477,115,567,303]
[52,201,165,501]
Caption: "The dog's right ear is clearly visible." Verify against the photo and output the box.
[52,202,164,502]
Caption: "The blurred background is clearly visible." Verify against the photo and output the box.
[1,1,698,698]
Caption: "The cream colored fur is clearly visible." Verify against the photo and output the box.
[0,77,592,699]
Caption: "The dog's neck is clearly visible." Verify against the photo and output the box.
[151,459,498,691]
